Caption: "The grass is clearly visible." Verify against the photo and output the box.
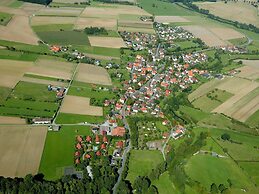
[75,45,120,57]
[179,105,210,123]
[229,37,248,46]
[0,49,38,61]
[239,162,259,185]
[175,40,200,49]
[24,73,69,82]
[0,86,12,105]
[0,12,12,26]
[9,0,23,8]
[56,113,105,124]
[126,150,163,184]
[32,24,74,32]
[138,0,196,16]
[185,155,253,191]
[37,31,90,46]
[39,125,92,180]
[246,110,259,128]
[192,89,233,112]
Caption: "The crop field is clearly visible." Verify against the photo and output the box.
[246,110,259,128]
[21,2,44,15]
[0,116,26,124]
[76,63,112,85]
[118,20,153,29]
[0,11,12,26]
[31,16,77,26]
[155,16,190,23]
[20,76,68,87]
[0,15,39,45]
[39,125,92,180]
[0,59,34,88]
[126,150,163,183]
[28,58,76,80]
[0,125,47,178]
[0,81,59,118]
[37,31,90,46]
[236,60,259,81]
[36,7,83,17]
[56,113,105,124]
[0,0,23,7]
[185,155,253,191]
[80,5,150,18]
[75,17,117,30]
[0,86,11,104]
[60,95,103,116]
[118,26,155,34]
[195,1,259,27]
[53,0,88,3]
[239,162,259,185]
[208,27,244,41]
[88,36,125,48]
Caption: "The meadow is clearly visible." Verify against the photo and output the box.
[0,12,12,26]
[126,150,163,184]
[56,113,105,124]
[39,125,92,180]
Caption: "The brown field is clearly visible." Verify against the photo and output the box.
[53,0,88,3]
[0,15,39,45]
[235,60,259,81]
[155,16,190,23]
[0,126,47,178]
[75,17,117,30]
[118,26,155,34]
[84,53,120,60]
[88,36,126,48]
[31,16,76,26]
[80,5,150,18]
[118,20,153,29]
[21,2,44,15]
[182,25,227,47]
[0,59,34,88]
[60,95,103,116]
[76,63,112,85]
[27,58,75,80]
[0,116,26,124]
[0,0,17,6]
[36,7,83,17]
[195,1,259,27]
[0,6,26,16]
[208,27,244,41]
[21,77,68,87]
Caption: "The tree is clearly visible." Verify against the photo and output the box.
[221,133,230,141]
[210,183,219,193]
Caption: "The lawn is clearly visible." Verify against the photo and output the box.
[39,125,92,180]
[176,40,199,49]
[0,12,12,26]
[126,150,163,184]
[37,31,90,46]
[192,89,233,112]
[239,162,259,185]
[0,81,59,118]
[138,0,195,16]
[185,155,253,191]
[75,45,120,58]
[56,113,105,124]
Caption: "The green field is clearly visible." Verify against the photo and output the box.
[75,45,120,58]
[126,150,163,183]
[0,12,12,26]
[56,113,105,124]
[239,162,259,185]
[0,86,12,105]
[0,49,39,61]
[192,89,233,112]
[246,110,259,128]
[37,31,90,46]
[39,125,92,180]
[185,155,253,191]
[32,24,74,32]
[0,81,58,118]
[179,105,210,123]
[176,40,200,49]
[138,0,195,16]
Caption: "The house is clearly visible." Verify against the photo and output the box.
[96,150,101,156]
[95,135,100,144]
[101,143,106,150]
[85,154,91,159]
[162,132,170,139]
[48,125,60,131]
[33,117,52,124]
[76,143,82,150]
[111,127,126,137]
[116,141,124,148]
[86,136,92,143]
[86,166,93,179]
[103,136,108,143]
[77,135,83,143]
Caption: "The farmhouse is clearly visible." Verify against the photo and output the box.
[32,117,52,124]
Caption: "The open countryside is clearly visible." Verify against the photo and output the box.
[0,0,258,194]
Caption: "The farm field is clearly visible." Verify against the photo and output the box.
[75,17,117,30]
[118,20,153,29]
[21,2,43,15]
[155,16,190,23]
[0,15,39,45]
[246,110,259,128]
[126,150,163,184]
[0,59,34,88]
[39,125,92,180]
[31,16,76,26]
[239,162,259,185]
[75,63,112,85]
[0,116,26,124]
[35,7,83,17]
[195,1,259,28]
[60,95,103,116]
[52,0,88,3]
[56,113,105,124]
[32,24,74,32]
[20,76,68,87]
[0,11,12,25]
[28,57,76,80]
[185,155,253,191]
[88,36,125,48]
[236,60,259,81]
[0,125,47,178]
[118,26,155,34]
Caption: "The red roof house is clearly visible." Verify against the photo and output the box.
[95,134,100,144]
[116,141,124,148]
[111,127,126,137]
[76,143,82,150]
[86,136,92,143]
[96,150,101,156]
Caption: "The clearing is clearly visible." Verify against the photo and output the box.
[88,36,126,48]
[75,63,112,86]
[0,125,47,178]
[60,95,103,116]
